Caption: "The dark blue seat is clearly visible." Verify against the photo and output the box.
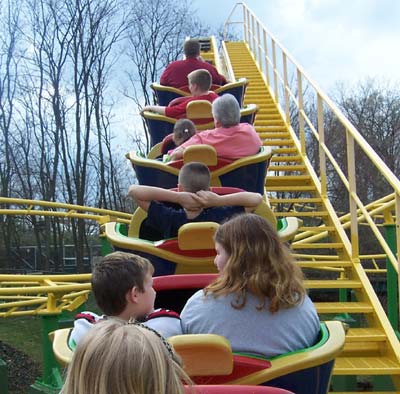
[126,145,270,194]
[150,78,248,107]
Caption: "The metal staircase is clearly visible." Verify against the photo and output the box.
[223,38,400,393]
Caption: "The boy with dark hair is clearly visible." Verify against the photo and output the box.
[160,38,227,88]
[70,252,181,348]
[128,162,262,239]
[142,69,218,120]
[91,252,154,319]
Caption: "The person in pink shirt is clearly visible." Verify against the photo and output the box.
[141,69,218,120]
[160,39,227,88]
[169,94,262,160]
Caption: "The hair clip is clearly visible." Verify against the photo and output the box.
[183,128,189,133]
[127,319,179,362]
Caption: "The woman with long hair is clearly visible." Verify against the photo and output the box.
[181,213,320,358]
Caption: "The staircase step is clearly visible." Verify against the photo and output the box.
[271,147,298,153]
[266,186,316,192]
[266,175,311,186]
[270,155,303,163]
[257,132,289,139]
[304,280,362,289]
[268,165,307,172]
[255,115,282,121]
[342,341,382,355]
[269,198,321,203]
[315,302,374,314]
[260,137,292,144]
[334,356,400,374]
[346,328,387,342]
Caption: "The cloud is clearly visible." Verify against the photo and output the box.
[242,0,400,90]
[191,0,400,91]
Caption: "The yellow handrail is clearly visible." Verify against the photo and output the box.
[0,198,130,317]
[224,2,400,274]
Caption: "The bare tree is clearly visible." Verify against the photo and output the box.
[0,1,22,268]
[123,0,209,152]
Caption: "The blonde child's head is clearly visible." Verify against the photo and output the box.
[187,69,212,93]
[206,213,306,313]
[173,119,196,146]
[61,319,190,394]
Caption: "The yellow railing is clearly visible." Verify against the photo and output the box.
[0,197,133,317]
[0,197,132,225]
[224,2,400,272]
[0,273,92,316]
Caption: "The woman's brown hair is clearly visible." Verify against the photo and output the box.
[205,213,306,313]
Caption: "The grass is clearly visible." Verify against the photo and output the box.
[0,315,43,367]
[0,293,100,373]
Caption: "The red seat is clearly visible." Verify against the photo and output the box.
[185,385,293,394]
[193,355,272,385]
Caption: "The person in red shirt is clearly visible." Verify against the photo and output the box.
[160,39,227,88]
[141,69,218,119]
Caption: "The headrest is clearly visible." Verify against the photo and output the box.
[186,100,213,120]
[178,222,218,250]
[183,145,217,166]
[169,334,233,376]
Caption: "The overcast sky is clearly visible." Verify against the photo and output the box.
[192,0,400,92]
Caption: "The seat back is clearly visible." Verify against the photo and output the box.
[254,200,278,228]
[150,82,189,106]
[142,111,176,147]
[169,334,233,376]
[215,78,248,106]
[127,147,271,192]
[183,145,218,166]
[186,100,213,121]
[178,222,218,250]
[239,104,259,124]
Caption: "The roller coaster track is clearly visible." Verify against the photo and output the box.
[222,4,400,391]
[0,199,131,316]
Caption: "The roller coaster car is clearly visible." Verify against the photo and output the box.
[101,196,300,276]
[150,78,248,106]
[170,321,344,394]
[127,145,271,194]
[142,103,258,147]
[49,330,293,394]
[50,274,344,394]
